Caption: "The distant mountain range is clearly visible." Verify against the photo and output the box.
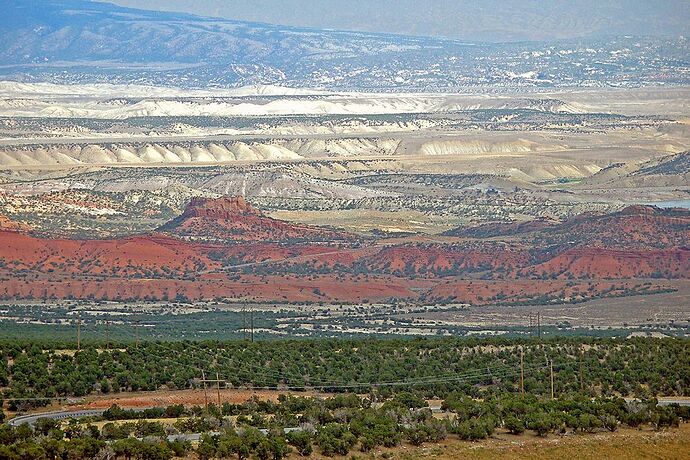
[110,0,690,43]
[0,0,688,89]
[5,0,436,65]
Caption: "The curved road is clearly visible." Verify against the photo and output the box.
[9,407,302,442]
[9,399,688,441]
[9,409,106,427]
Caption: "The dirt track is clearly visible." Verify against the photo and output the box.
[77,388,327,409]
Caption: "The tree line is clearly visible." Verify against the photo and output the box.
[2,337,688,412]
[1,392,688,459]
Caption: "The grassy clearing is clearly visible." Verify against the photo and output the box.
[356,425,690,460]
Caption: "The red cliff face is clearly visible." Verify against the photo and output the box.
[358,244,532,275]
[444,218,557,238]
[0,203,687,303]
[447,205,689,246]
[181,196,263,220]
[528,247,690,279]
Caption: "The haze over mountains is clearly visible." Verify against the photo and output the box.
[111,0,690,42]
[1,0,688,89]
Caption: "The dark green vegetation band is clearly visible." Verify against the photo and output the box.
[2,337,688,411]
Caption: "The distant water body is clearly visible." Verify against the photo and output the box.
[645,200,690,209]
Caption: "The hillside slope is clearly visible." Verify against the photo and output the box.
[0,203,686,303]
[446,205,690,250]
[158,196,352,243]
[0,0,687,88]
[582,151,690,188]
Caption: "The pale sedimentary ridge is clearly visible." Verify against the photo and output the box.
[0,82,330,99]
[0,82,589,120]
[0,139,397,166]
[416,139,560,156]
[0,137,568,167]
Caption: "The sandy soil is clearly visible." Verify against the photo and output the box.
[303,424,690,460]
[76,388,325,410]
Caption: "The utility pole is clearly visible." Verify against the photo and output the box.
[250,309,254,343]
[134,320,140,348]
[579,348,584,392]
[242,307,247,341]
[520,347,525,398]
[105,321,110,350]
[200,373,223,409]
[76,311,81,351]
[201,370,209,410]
[537,312,541,339]
[550,360,554,399]
[528,313,533,336]
[216,372,222,407]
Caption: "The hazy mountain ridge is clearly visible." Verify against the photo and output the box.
[0,0,445,66]
[1,0,687,89]
[108,0,689,43]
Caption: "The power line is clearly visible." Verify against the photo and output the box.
[3,363,554,401]
[76,311,81,351]
[520,347,525,398]
[5,320,573,404]
[6,325,560,400]
[90,321,560,390]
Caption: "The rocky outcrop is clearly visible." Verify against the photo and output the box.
[0,139,400,166]
[180,196,262,219]
[159,196,351,243]
[528,247,690,279]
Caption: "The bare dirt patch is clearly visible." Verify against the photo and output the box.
[76,388,324,410]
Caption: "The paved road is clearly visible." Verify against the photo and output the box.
[11,399,688,432]
[9,408,303,441]
[657,398,690,407]
[9,409,106,427]
[9,407,152,427]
